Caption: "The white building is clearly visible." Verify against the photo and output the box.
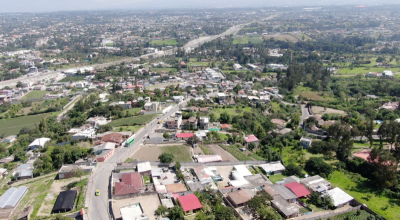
[28,138,51,150]
[233,64,243,70]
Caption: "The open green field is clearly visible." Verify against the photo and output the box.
[211,107,252,118]
[112,125,143,133]
[58,75,86,82]
[232,35,264,44]
[150,39,178,46]
[150,67,177,73]
[267,174,288,183]
[108,114,158,127]
[232,36,248,44]
[13,173,56,219]
[219,144,253,161]
[262,34,299,42]
[292,86,336,101]
[329,171,400,219]
[0,113,49,136]
[248,35,264,44]
[162,145,192,162]
[22,90,48,100]
[337,67,400,75]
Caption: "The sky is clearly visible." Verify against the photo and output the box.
[0,0,398,13]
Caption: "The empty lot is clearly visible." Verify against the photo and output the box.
[207,144,238,162]
[112,194,160,220]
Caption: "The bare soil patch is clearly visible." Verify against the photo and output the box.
[311,106,346,117]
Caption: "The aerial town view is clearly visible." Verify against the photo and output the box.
[1,0,400,220]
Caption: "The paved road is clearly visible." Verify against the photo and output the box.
[87,100,187,220]
[56,95,81,121]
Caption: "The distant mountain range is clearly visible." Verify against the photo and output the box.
[0,0,398,13]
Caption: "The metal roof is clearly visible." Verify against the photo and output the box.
[0,186,28,208]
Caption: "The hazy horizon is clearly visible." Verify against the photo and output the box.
[1,0,400,13]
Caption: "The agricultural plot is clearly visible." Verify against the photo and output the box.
[262,34,299,42]
[0,114,49,136]
[132,145,193,162]
[150,39,178,46]
[108,114,157,127]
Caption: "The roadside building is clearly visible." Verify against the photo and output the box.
[58,164,95,179]
[101,133,124,145]
[114,172,143,195]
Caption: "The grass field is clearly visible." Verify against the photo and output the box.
[21,90,48,100]
[262,34,299,42]
[211,107,252,118]
[268,174,287,183]
[13,174,56,219]
[150,67,177,73]
[232,36,248,44]
[219,144,253,161]
[58,75,86,82]
[247,35,264,44]
[108,114,158,127]
[112,125,143,133]
[150,39,178,46]
[162,145,192,162]
[0,113,49,136]
[292,86,336,101]
[329,171,400,219]
[231,35,264,45]
[337,67,400,75]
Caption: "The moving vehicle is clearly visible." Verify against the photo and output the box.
[95,190,100,196]
[125,137,135,147]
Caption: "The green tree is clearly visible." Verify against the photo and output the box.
[219,112,231,124]
[168,206,184,220]
[258,204,281,220]
[284,163,303,177]
[305,157,333,178]
[163,132,170,139]
[158,152,174,163]
[38,117,48,134]
[156,205,168,216]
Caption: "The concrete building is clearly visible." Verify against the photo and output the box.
[300,137,313,149]
[143,102,160,112]
[199,117,210,130]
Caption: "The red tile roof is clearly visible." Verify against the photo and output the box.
[101,133,123,143]
[284,182,310,198]
[220,124,231,129]
[245,134,258,143]
[177,133,194,138]
[178,194,202,212]
[114,172,143,195]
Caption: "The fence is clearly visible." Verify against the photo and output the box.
[293,206,360,220]
[149,160,268,167]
